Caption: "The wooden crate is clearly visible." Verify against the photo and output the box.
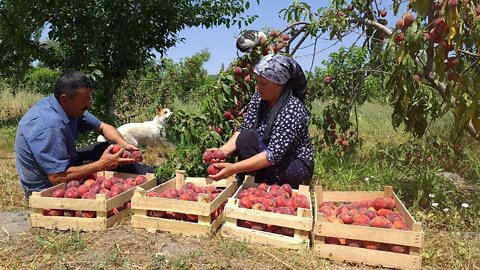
[313,186,424,270]
[221,176,313,250]
[131,170,238,236]
[29,171,156,231]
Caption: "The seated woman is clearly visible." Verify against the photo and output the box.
[207,54,314,188]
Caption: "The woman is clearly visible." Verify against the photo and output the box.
[208,54,314,188]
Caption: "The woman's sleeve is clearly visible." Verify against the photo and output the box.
[238,92,260,132]
[264,101,307,165]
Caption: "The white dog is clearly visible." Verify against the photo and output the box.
[97,106,173,147]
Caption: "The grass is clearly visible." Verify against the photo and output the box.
[0,89,479,269]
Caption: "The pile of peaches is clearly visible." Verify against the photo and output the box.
[236,183,311,236]
[145,182,225,222]
[318,197,411,253]
[43,174,149,218]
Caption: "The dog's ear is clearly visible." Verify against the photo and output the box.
[156,105,162,112]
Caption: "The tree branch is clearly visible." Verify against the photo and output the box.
[347,17,392,36]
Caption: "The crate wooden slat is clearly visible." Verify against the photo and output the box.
[313,186,424,270]
[221,176,313,250]
[29,171,156,231]
[131,170,237,236]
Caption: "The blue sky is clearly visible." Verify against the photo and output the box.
[163,0,344,74]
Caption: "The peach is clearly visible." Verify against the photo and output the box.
[353,214,370,226]
[364,209,377,220]
[166,188,180,198]
[82,211,96,218]
[285,206,296,215]
[77,184,90,197]
[319,205,334,216]
[81,192,96,200]
[384,219,393,228]
[257,183,268,191]
[109,189,122,198]
[131,150,143,162]
[135,175,148,185]
[179,193,191,201]
[255,196,266,204]
[326,216,344,224]
[252,203,266,211]
[357,200,371,208]
[52,188,65,198]
[206,185,218,194]
[111,183,123,193]
[240,197,253,209]
[238,190,250,199]
[403,13,415,26]
[392,220,408,230]
[325,237,342,245]
[386,212,403,223]
[238,220,252,228]
[252,188,265,197]
[370,217,387,228]
[263,199,276,211]
[384,197,395,209]
[391,245,408,253]
[147,191,158,197]
[202,150,214,163]
[363,241,380,250]
[63,210,76,217]
[181,182,194,190]
[64,187,78,198]
[281,184,293,197]
[101,179,114,190]
[121,150,132,158]
[377,208,392,217]
[250,222,266,231]
[193,186,204,194]
[281,227,294,236]
[49,209,64,216]
[84,179,96,187]
[285,199,298,210]
[339,211,355,224]
[66,180,80,189]
[372,198,386,210]
[111,144,121,154]
[269,184,281,193]
[346,239,362,247]
[207,164,221,175]
[150,210,166,218]
[213,150,225,160]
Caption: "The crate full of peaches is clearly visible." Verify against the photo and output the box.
[313,186,424,270]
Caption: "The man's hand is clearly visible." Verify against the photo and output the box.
[98,145,135,171]
[119,142,138,152]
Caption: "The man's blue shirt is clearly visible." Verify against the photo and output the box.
[15,96,101,196]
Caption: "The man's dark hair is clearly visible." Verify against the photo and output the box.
[54,71,93,100]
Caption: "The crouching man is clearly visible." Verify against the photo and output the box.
[15,71,154,198]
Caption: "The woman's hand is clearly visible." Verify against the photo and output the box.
[208,162,236,181]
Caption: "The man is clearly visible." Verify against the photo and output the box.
[15,71,153,198]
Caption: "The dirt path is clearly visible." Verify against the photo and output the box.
[0,210,30,242]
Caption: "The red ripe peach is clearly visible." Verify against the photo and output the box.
[244,74,251,83]
[82,211,96,218]
[323,75,333,85]
[377,208,392,217]
[255,196,266,204]
[357,200,371,208]
[263,199,276,211]
[395,19,405,29]
[238,220,252,228]
[122,150,132,158]
[90,183,102,194]
[83,179,96,188]
[179,193,191,201]
[386,212,403,223]
[131,150,143,162]
[363,241,380,250]
[135,175,148,185]
[206,185,218,194]
[187,214,198,222]
[207,164,221,175]
[296,198,310,209]
[274,196,287,208]
[213,150,225,160]
[64,187,78,199]
[238,190,250,199]
[233,66,242,76]
[391,245,408,253]
[240,197,253,209]
[319,205,334,216]
[101,178,114,190]
[252,203,266,211]
[250,222,266,231]
[326,237,342,245]
[95,175,105,185]
[395,32,405,43]
[252,188,265,197]
[264,193,274,200]
[66,180,80,189]
[284,206,296,215]
[63,210,76,217]
[347,4,354,11]
[151,210,166,218]
[182,182,195,190]
[326,216,344,224]
[281,227,294,236]
[52,188,65,198]
[193,186,204,194]
[223,111,234,121]
[353,214,370,225]
[49,209,64,216]
[346,239,362,247]
[109,189,122,198]
[269,29,278,37]
[202,150,214,163]
[285,199,298,210]
[380,9,387,17]
[403,13,415,26]
[281,184,293,197]
[77,184,90,197]
[81,192,96,200]
[147,191,158,197]
[339,211,355,224]
[336,10,344,17]
[384,198,395,209]
[111,183,123,194]
[257,183,268,191]
[165,188,179,198]
[372,198,386,210]
[111,144,121,154]
[269,184,281,193]
[392,220,408,230]
[448,0,458,7]
[370,216,387,228]
[364,209,377,220]
[384,219,393,228]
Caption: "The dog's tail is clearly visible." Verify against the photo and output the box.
[96,135,107,142]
